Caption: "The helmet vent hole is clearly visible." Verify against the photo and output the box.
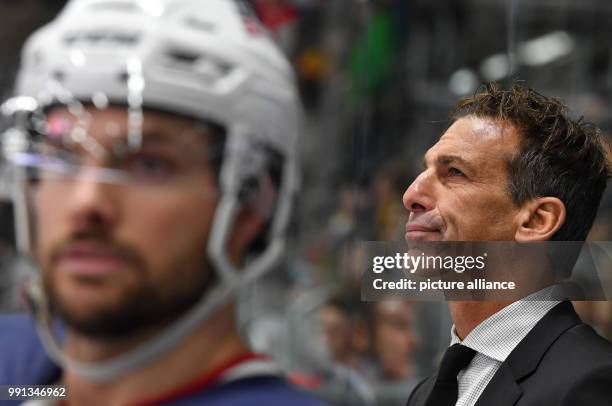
[168,51,200,65]
[118,71,129,83]
[63,30,141,47]
[90,1,139,13]
[184,17,216,33]
[52,71,65,82]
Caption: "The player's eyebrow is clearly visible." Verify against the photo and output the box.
[139,131,176,145]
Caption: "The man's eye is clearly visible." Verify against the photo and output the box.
[126,154,176,180]
[448,167,464,177]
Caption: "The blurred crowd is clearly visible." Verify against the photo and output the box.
[247,1,612,403]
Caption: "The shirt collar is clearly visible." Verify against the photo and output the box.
[450,286,561,362]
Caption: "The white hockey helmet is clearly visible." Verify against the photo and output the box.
[2,0,300,381]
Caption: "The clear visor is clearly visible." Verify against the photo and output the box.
[1,95,225,201]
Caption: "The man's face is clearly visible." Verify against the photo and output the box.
[34,106,219,337]
[320,305,352,363]
[373,301,416,380]
[403,116,522,241]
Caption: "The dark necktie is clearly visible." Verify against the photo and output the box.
[424,344,477,406]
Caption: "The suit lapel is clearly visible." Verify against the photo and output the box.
[504,301,581,379]
[474,301,582,406]
[473,363,522,406]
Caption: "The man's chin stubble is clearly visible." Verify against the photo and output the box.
[44,265,216,340]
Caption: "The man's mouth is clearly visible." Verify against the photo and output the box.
[405,224,442,241]
[54,242,132,277]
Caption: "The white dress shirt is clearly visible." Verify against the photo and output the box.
[449,288,561,406]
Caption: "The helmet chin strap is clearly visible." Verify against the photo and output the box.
[27,131,293,382]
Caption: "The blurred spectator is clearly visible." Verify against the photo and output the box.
[368,301,421,406]
[320,294,371,369]
[296,46,329,112]
[287,292,376,405]
[370,301,419,382]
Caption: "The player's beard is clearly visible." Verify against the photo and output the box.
[41,229,215,340]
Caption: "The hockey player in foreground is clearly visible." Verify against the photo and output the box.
[0,0,322,404]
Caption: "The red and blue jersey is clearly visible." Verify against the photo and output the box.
[0,314,323,405]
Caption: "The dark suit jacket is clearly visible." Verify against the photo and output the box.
[406,301,612,406]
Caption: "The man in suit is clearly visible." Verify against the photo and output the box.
[403,82,612,406]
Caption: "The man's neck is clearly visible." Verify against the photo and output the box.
[449,301,513,340]
[62,302,250,406]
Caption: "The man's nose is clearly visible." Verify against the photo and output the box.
[65,169,119,228]
[402,170,435,214]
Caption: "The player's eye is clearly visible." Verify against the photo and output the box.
[124,152,177,182]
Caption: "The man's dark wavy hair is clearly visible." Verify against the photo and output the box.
[450,82,610,242]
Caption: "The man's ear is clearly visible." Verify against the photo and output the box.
[227,207,266,265]
[227,173,277,266]
[515,197,566,242]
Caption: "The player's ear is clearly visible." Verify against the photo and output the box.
[228,207,265,265]
[227,174,277,265]
[514,197,566,242]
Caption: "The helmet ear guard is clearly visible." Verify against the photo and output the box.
[208,125,297,285]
